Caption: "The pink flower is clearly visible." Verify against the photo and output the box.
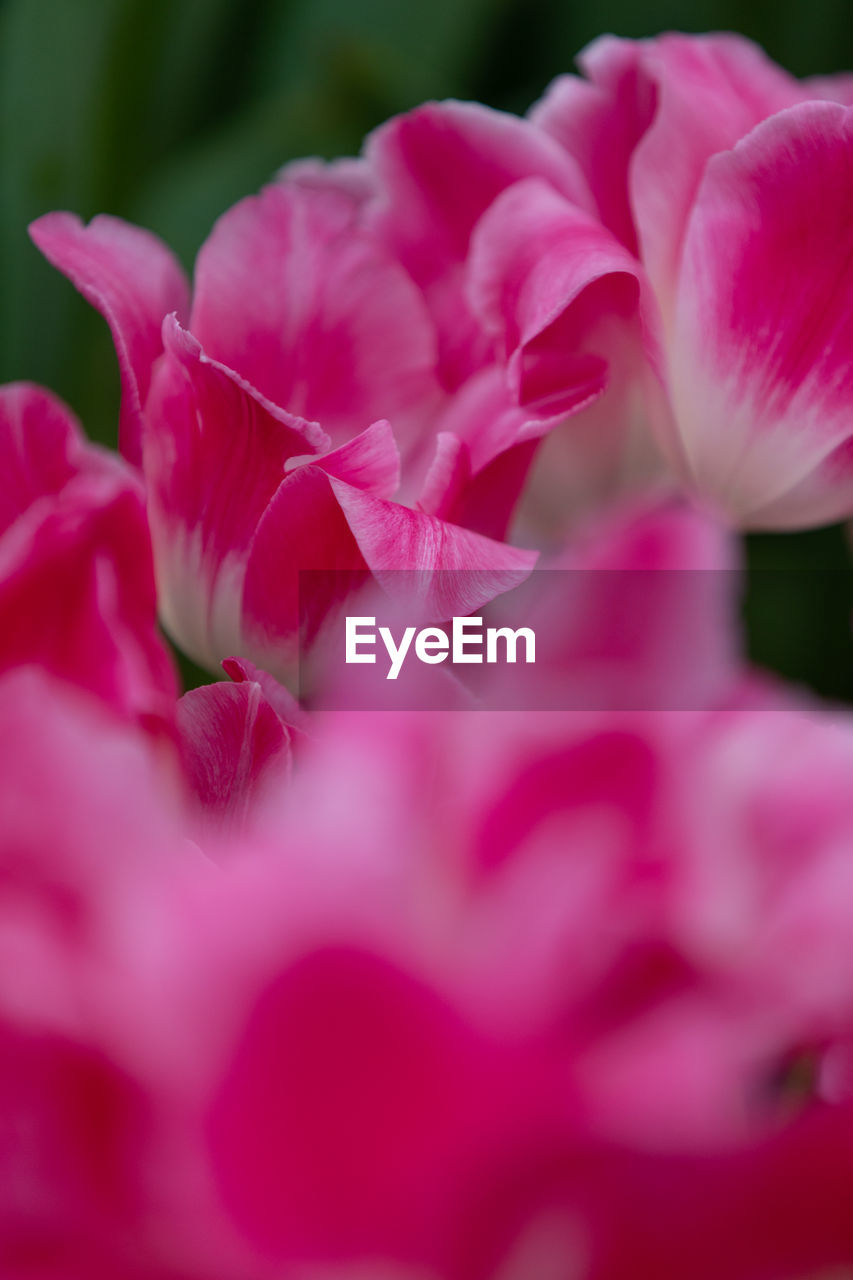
[30,176,541,684]
[468,32,853,528]
[0,382,176,727]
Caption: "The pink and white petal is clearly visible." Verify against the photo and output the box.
[176,680,292,833]
[221,656,309,736]
[328,477,537,618]
[468,178,648,419]
[29,213,190,466]
[144,318,327,670]
[306,417,401,499]
[740,433,853,531]
[670,102,853,526]
[190,183,440,447]
[365,100,595,389]
[606,33,805,312]
[240,465,368,681]
[0,383,113,536]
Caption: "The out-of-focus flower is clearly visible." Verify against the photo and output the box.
[0,380,301,835]
[471,32,853,529]
[0,382,177,728]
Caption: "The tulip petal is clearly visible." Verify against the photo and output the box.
[328,476,537,616]
[529,38,656,254]
[671,102,853,525]
[144,318,327,669]
[0,468,177,726]
[631,34,805,311]
[468,177,646,419]
[190,182,440,450]
[540,35,804,313]
[365,100,594,389]
[222,656,309,736]
[241,465,368,679]
[177,680,292,831]
[29,213,190,465]
[0,383,112,537]
[308,417,401,499]
[417,432,472,521]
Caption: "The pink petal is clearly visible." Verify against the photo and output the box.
[0,466,177,726]
[328,476,537,615]
[529,38,657,254]
[803,72,853,105]
[424,368,573,540]
[0,383,110,537]
[545,34,805,312]
[670,101,853,526]
[278,155,374,205]
[241,465,368,677]
[176,680,292,831]
[307,417,401,498]
[468,177,647,418]
[190,182,440,450]
[29,213,189,465]
[365,100,594,389]
[417,431,472,520]
[205,947,540,1261]
[626,33,804,309]
[222,656,309,735]
[144,318,327,669]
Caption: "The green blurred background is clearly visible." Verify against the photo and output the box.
[2,0,852,697]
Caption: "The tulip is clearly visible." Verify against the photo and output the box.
[31,176,542,685]
[465,32,853,528]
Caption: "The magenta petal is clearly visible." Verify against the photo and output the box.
[241,465,368,678]
[328,476,537,614]
[144,318,328,669]
[366,100,593,289]
[529,37,657,254]
[671,102,853,525]
[222,656,308,735]
[29,212,190,465]
[468,177,645,419]
[309,418,401,498]
[0,467,177,726]
[190,182,439,447]
[0,383,112,537]
[177,680,291,830]
[417,432,472,520]
[365,100,595,389]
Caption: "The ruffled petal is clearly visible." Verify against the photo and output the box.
[29,213,189,465]
[365,100,594,389]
